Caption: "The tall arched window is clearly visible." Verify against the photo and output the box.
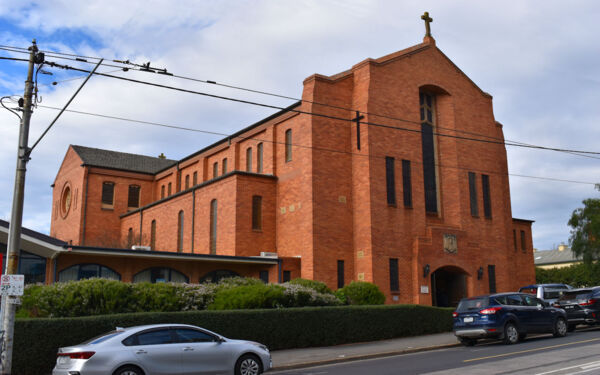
[210,199,217,254]
[420,91,438,213]
[185,175,190,189]
[213,162,218,178]
[177,210,184,252]
[161,185,165,199]
[285,129,292,162]
[257,143,263,173]
[128,185,140,210]
[222,158,228,174]
[246,148,252,172]
[150,219,156,250]
[252,195,262,230]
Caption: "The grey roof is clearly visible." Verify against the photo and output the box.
[534,247,581,266]
[0,219,67,247]
[72,145,177,175]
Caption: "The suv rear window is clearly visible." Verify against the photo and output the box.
[519,287,537,295]
[559,290,594,302]
[457,297,489,312]
[543,289,565,299]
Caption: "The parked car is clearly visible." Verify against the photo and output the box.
[519,283,572,304]
[553,287,600,331]
[453,292,568,346]
[52,324,271,375]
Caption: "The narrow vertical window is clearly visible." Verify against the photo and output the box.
[213,162,218,178]
[468,172,478,217]
[168,182,172,196]
[488,265,496,293]
[210,199,217,254]
[150,220,156,250]
[482,174,492,218]
[385,157,396,205]
[127,185,140,209]
[285,129,292,162]
[259,270,269,283]
[161,185,165,199]
[101,182,115,208]
[257,143,263,173]
[185,175,190,190]
[420,92,438,214]
[177,210,184,253]
[520,230,526,252]
[402,160,412,207]
[283,270,291,282]
[193,171,198,186]
[222,158,228,175]
[252,195,262,230]
[127,227,133,248]
[513,229,517,251]
[389,258,399,292]
[246,148,252,172]
[338,260,344,289]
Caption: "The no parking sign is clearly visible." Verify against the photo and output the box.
[0,275,24,296]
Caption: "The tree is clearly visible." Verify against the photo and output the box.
[568,185,600,264]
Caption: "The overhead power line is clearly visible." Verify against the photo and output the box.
[3,45,600,160]
[36,104,598,186]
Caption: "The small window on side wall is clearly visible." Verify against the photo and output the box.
[101,182,115,208]
[246,148,253,172]
[285,129,292,162]
[252,195,262,230]
[128,185,140,210]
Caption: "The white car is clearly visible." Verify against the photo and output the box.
[52,324,271,375]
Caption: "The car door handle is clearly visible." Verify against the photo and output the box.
[136,350,147,354]
[183,347,194,352]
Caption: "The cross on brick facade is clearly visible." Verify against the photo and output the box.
[352,111,364,150]
[421,11,433,37]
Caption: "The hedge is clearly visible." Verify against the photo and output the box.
[536,263,600,287]
[14,305,452,374]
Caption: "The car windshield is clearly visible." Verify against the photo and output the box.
[80,330,123,345]
[456,297,489,312]
[558,290,593,302]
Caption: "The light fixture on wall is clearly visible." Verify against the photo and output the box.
[423,264,430,278]
[477,267,484,280]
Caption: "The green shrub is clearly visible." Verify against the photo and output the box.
[289,278,333,294]
[536,263,600,287]
[209,283,286,310]
[280,283,342,307]
[14,305,453,375]
[336,281,385,305]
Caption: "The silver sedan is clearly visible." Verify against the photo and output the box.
[52,324,271,375]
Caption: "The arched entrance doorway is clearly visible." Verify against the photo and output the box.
[431,266,468,307]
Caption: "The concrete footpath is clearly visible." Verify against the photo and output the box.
[271,332,460,371]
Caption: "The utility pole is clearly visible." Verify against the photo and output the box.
[1,39,38,375]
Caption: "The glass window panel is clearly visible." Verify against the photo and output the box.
[170,269,188,283]
[99,266,120,280]
[133,269,151,283]
[174,329,214,343]
[136,329,174,345]
[18,251,46,284]
[420,108,425,121]
[426,94,432,107]
[419,93,424,105]
[427,110,432,123]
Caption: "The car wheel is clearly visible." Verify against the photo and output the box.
[459,337,477,346]
[567,324,577,332]
[553,318,568,337]
[503,322,519,345]
[519,333,527,341]
[113,365,144,375]
[235,354,263,375]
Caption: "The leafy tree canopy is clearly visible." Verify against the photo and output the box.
[568,185,600,264]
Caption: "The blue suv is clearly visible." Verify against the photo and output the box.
[453,292,568,346]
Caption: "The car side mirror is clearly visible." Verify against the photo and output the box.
[215,336,226,343]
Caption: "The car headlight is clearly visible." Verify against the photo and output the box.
[250,342,269,352]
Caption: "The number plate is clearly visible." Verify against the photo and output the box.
[464,317,474,323]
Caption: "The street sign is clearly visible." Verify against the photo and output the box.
[0,275,25,296]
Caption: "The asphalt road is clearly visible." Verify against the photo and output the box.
[269,327,600,375]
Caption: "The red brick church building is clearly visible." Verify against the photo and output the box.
[47,18,535,305]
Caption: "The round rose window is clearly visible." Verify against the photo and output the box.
[60,183,72,218]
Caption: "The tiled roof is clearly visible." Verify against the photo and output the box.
[72,145,177,175]
[534,247,581,266]
[0,219,67,247]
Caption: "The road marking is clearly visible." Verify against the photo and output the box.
[463,337,600,363]
[534,360,600,374]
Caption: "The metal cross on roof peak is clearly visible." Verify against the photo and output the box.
[421,11,433,37]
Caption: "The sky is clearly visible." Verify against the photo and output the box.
[0,0,598,252]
